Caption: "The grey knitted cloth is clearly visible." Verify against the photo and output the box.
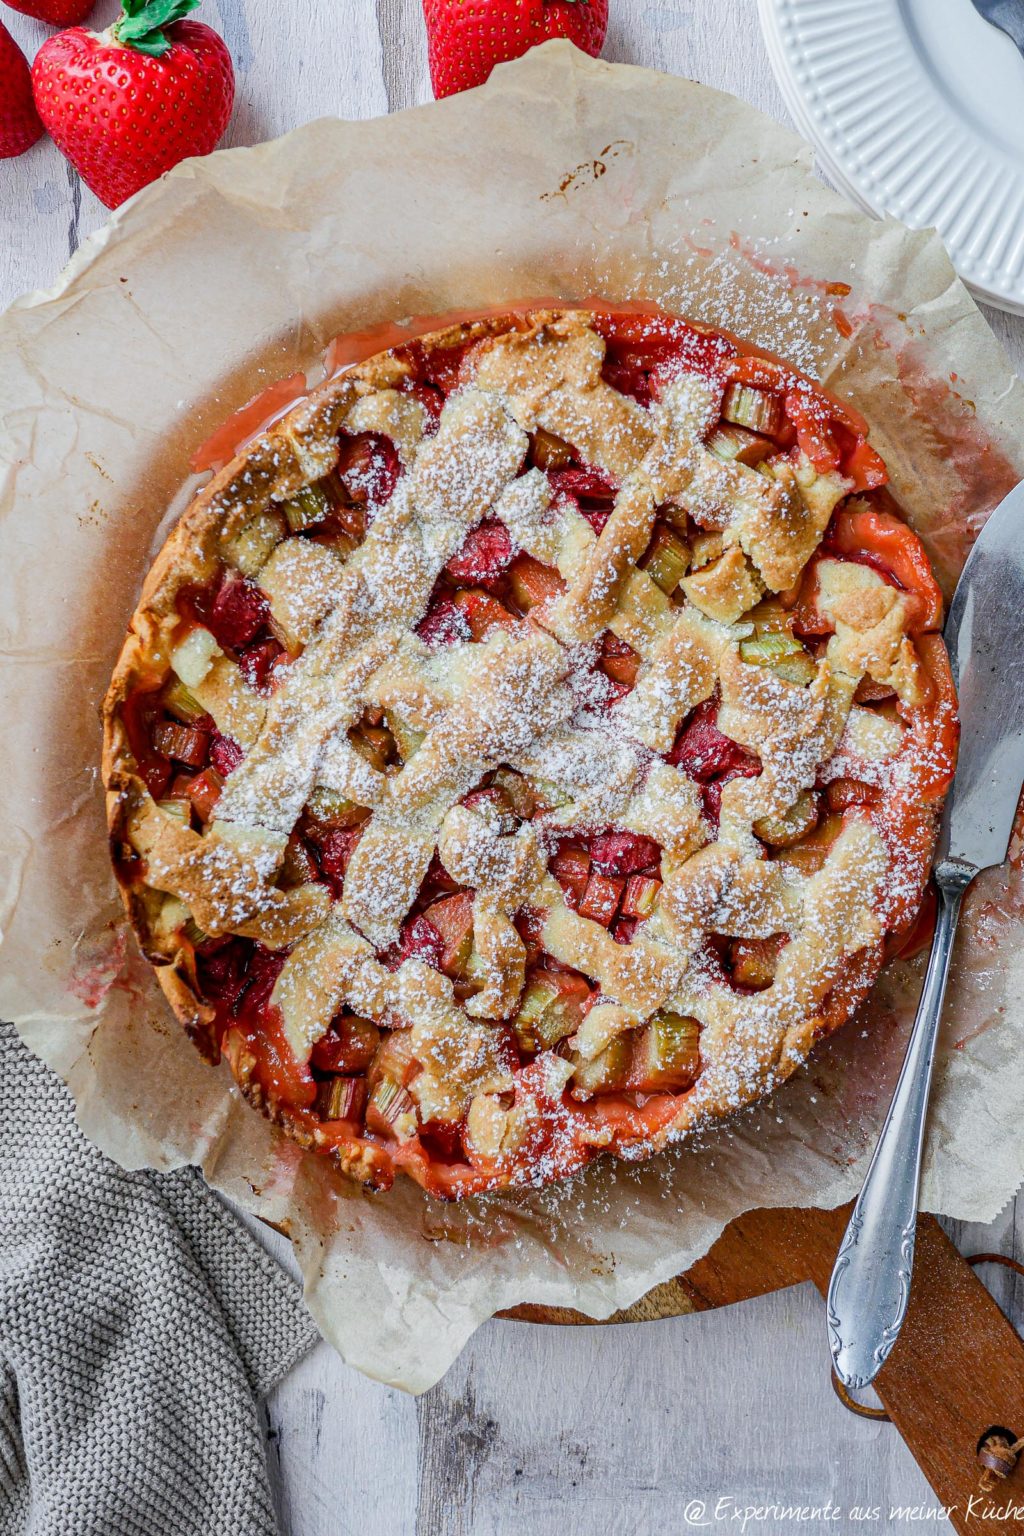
[0,1019,320,1536]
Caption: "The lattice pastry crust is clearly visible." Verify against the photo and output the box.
[103,308,957,1199]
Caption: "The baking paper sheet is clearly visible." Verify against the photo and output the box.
[2,44,1024,1392]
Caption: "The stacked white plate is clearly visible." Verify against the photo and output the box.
[759,0,1024,314]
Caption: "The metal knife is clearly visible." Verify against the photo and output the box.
[970,0,1024,59]
[827,476,1024,1391]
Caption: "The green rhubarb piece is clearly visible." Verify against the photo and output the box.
[156,798,191,825]
[640,1012,700,1086]
[739,632,816,685]
[513,976,580,1052]
[721,382,784,437]
[162,677,206,725]
[644,529,690,595]
[706,424,773,466]
[307,786,369,828]
[283,484,331,533]
[571,1035,631,1095]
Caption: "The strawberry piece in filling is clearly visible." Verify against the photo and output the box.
[337,431,399,509]
[668,698,761,783]
[416,591,472,646]
[207,570,271,652]
[238,637,285,694]
[209,730,244,778]
[444,520,515,585]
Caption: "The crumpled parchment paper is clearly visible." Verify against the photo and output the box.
[2,43,1023,1392]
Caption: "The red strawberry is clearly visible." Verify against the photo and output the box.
[31,0,234,209]
[4,0,96,23]
[0,22,43,159]
[423,0,608,99]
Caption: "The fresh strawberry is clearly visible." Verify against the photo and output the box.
[0,21,43,159]
[4,0,95,24]
[31,0,234,209]
[423,0,608,99]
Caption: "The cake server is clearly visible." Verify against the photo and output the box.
[827,476,1024,1390]
[970,0,1024,61]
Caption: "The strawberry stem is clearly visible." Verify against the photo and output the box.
[112,0,199,57]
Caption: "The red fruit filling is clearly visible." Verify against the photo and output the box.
[337,431,400,509]
[444,520,515,584]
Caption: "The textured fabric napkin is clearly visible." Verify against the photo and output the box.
[0,1019,320,1536]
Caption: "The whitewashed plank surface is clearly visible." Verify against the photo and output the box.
[1,0,1021,1531]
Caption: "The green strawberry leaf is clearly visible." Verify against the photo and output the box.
[113,0,199,57]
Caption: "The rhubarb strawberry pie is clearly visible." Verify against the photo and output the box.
[103,308,957,1199]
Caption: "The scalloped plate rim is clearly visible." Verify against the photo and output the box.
[758,0,1024,316]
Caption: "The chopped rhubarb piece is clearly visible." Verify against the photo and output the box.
[668,700,761,782]
[730,935,788,991]
[578,871,626,926]
[444,520,515,583]
[422,890,475,978]
[207,571,270,651]
[162,677,208,725]
[530,427,575,470]
[337,431,399,508]
[550,844,590,908]
[316,1076,367,1122]
[209,731,244,777]
[612,916,638,945]
[461,785,517,833]
[451,587,520,639]
[825,777,882,813]
[152,721,210,768]
[513,970,591,1052]
[706,423,774,467]
[186,767,223,822]
[417,594,471,646]
[311,1015,381,1073]
[507,554,566,612]
[620,873,662,918]
[238,637,285,694]
[628,1011,700,1091]
[721,381,784,437]
[281,831,320,886]
[590,831,661,877]
[365,1077,417,1140]
[548,465,618,499]
[156,798,190,825]
[771,812,844,876]
[641,523,689,595]
[599,634,640,687]
[491,767,535,818]
[306,787,371,829]
[416,338,473,394]
[315,824,364,895]
[283,483,331,532]
[571,1035,632,1096]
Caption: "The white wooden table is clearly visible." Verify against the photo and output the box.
[2,1,1021,1529]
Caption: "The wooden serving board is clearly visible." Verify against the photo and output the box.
[504,1206,1024,1534]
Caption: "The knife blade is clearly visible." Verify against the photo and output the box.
[827,473,1024,1390]
[970,0,1024,59]
[938,476,1024,874]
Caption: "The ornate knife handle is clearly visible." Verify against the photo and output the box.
[826,858,976,1390]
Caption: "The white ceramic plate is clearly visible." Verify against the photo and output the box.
[759,0,1024,314]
